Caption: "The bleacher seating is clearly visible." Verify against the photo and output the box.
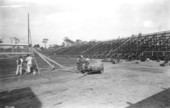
[54,30,170,60]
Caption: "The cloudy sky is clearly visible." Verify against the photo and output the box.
[0,0,170,46]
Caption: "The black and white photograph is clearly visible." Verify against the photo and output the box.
[0,0,170,108]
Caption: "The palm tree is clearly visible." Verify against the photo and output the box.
[42,38,48,49]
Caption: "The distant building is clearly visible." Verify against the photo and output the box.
[75,39,87,45]
[63,37,75,47]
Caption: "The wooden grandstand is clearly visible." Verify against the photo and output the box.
[55,30,170,60]
[0,43,31,55]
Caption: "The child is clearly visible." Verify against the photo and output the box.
[16,56,23,75]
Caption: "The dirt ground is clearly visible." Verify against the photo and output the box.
[1,57,170,108]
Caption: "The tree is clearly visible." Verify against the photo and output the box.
[0,39,3,49]
[63,37,75,47]
[75,39,87,45]
[138,33,142,37]
[34,44,40,48]
[89,40,97,45]
[51,44,59,49]
[75,39,82,45]
[40,47,44,50]
[42,38,48,49]
[0,39,3,44]
[62,42,65,47]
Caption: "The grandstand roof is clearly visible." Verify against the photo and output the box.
[0,43,30,46]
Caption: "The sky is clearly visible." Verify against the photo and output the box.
[0,0,170,46]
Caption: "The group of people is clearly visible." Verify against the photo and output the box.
[16,54,33,75]
[77,55,91,73]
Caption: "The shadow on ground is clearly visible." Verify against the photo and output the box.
[0,87,41,108]
[0,58,16,76]
[127,88,170,108]
[87,71,102,75]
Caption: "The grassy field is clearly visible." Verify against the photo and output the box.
[0,58,16,75]
[0,54,77,86]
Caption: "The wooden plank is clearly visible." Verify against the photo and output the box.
[33,49,64,68]
[33,50,54,68]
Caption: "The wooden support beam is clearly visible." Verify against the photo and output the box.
[33,50,54,68]
[33,49,64,68]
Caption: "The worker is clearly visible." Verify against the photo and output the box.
[84,58,91,70]
[16,56,23,75]
[25,54,33,74]
[77,55,85,73]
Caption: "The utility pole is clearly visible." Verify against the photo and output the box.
[28,13,30,44]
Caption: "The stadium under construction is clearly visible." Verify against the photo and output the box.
[55,30,170,61]
[1,19,170,108]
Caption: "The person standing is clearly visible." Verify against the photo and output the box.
[16,56,23,75]
[84,58,90,70]
[25,54,33,73]
[77,55,85,73]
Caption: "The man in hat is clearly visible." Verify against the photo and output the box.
[77,55,85,73]
[16,56,23,75]
[84,58,91,70]
[25,54,33,73]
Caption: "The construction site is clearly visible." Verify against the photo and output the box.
[1,0,170,108]
[1,25,170,108]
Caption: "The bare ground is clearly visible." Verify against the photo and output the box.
[1,58,170,108]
